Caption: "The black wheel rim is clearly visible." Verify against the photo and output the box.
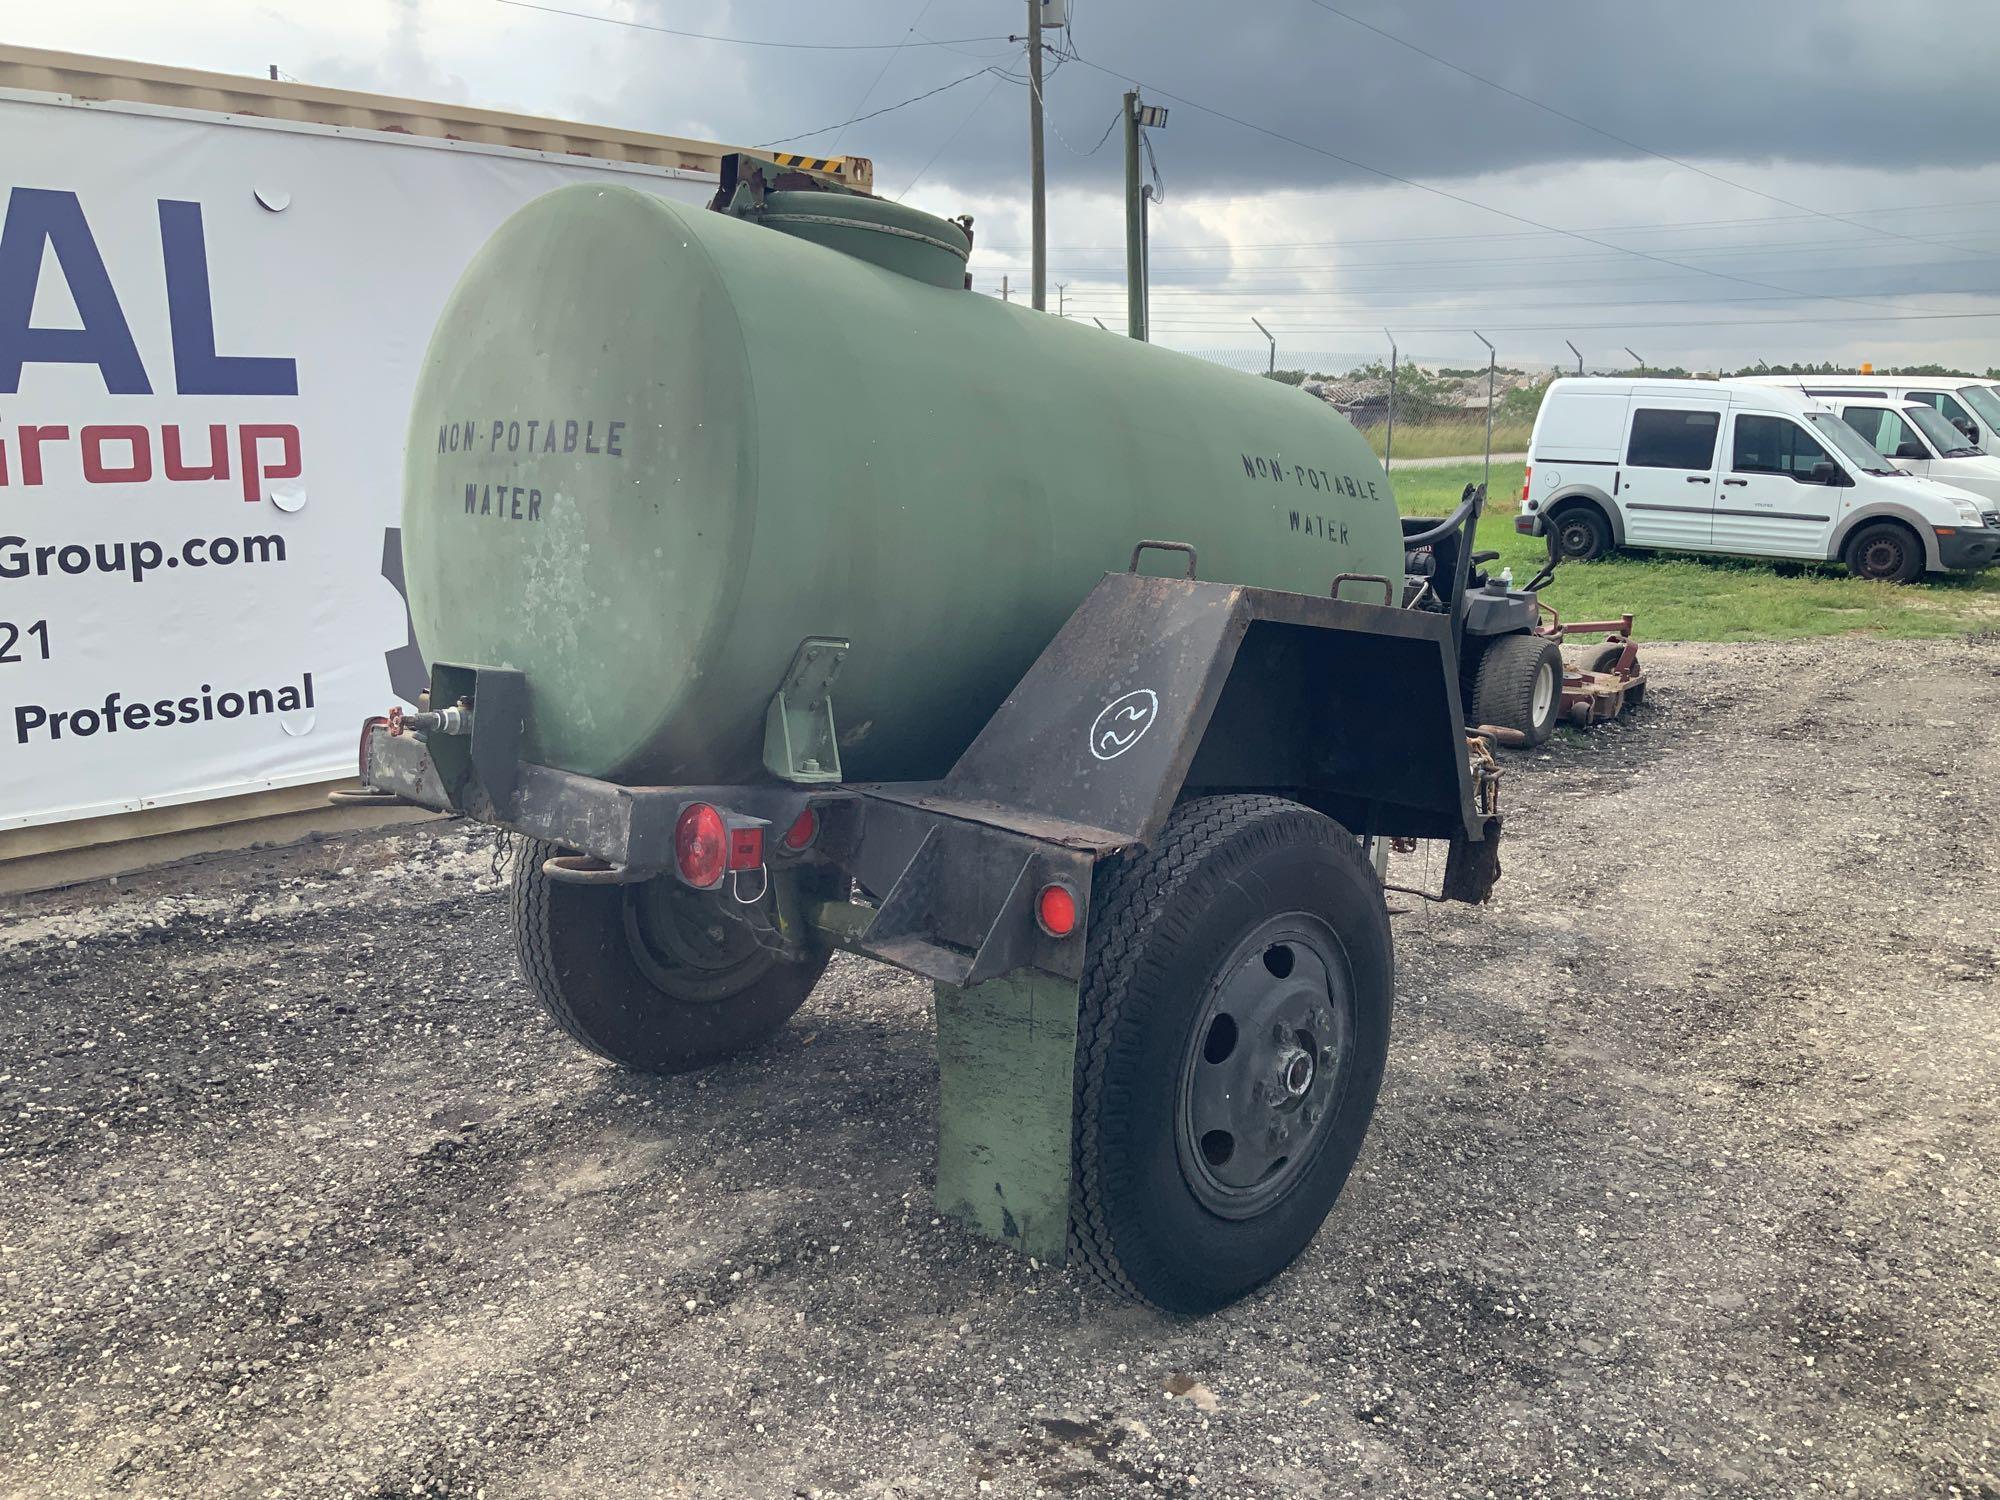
[1858,536,1904,578]
[1175,913,1355,1220]
[622,880,772,1001]
[1558,518,1594,557]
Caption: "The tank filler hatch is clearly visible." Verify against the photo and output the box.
[712,151,974,290]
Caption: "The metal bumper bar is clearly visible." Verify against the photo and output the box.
[359,721,836,876]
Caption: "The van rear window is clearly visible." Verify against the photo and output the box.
[1627,408,1720,470]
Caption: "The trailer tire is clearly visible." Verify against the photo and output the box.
[1471,632,1564,746]
[512,839,829,1073]
[1069,796,1392,1314]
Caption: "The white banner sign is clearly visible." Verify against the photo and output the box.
[0,92,713,830]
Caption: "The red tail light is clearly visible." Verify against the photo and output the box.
[782,808,819,851]
[728,824,764,871]
[674,802,728,888]
[1520,465,1532,504]
[1035,882,1079,938]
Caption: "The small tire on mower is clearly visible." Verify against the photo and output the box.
[1585,643,1646,708]
[1470,632,1565,746]
[1843,520,1924,584]
[1068,796,1392,1315]
[512,838,829,1073]
[1547,503,1612,562]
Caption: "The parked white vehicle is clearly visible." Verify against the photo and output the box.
[1518,378,2000,583]
[1737,373,2000,453]
[1829,400,2000,506]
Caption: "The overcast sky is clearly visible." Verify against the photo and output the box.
[17,0,2000,373]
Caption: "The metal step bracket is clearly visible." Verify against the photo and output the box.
[764,636,849,784]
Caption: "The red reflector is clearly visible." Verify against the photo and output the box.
[728,824,764,871]
[783,808,819,851]
[674,802,727,888]
[1036,883,1079,938]
[1520,464,1532,504]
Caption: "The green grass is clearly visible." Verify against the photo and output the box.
[1392,461,2000,642]
[1362,420,1533,460]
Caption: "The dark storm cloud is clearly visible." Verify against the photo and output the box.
[593,0,1999,198]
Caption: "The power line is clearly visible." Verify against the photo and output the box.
[1123,310,2000,335]
[1102,294,2000,327]
[491,0,1010,51]
[834,0,936,154]
[1049,104,1122,158]
[1051,258,2000,300]
[898,71,1008,200]
[755,65,1001,149]
[1056,53,1960,317]
[982,198,2000,253]
[1295,0,2000,265]
[1059,288,2000,318]
[1035,238,2000,283]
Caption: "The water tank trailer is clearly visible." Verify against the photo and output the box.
[349,156,1505,1314]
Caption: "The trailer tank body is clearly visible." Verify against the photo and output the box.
[402,183,1403,784]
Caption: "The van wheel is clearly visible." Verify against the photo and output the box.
[512,839,829,1072]
[1549,504,1612,562]
[1471,633,1564,746]
[1844,522,1923,584]
[1068,796,1392,1314]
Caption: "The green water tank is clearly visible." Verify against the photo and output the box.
[401,182,1403,784]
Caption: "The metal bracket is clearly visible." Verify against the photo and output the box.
[421,663,526,820]
[763,636,848,785]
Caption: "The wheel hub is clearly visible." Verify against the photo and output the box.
[621,878,774,1001]
[1277,1045,1315,1098]
[1532,658,1557,723]
[1176,913,1354,1219]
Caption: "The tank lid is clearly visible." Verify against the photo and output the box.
[758,191,971,289]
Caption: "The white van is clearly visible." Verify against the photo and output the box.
[1518,378,2000,582]
[1827,399,2000,506]
[1737,373,2000,453]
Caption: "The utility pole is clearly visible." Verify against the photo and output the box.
[1625,346,1644,374]
[1122,93,1167,342]
[1001,274,1010,303]
[1566,339,1584,375]
[1474,330,1496,501]
[1055,282,1068,317]
[1251,317,1276,376]
[1383,328,1399,472]
[1027,0,1046,311]
[1142,184,1155,322]
[1123,92,1144,341]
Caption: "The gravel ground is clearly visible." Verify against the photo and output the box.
[2,635,1997,1499]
